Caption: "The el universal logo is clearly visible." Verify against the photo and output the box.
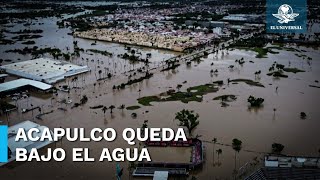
[272,4,299,24]
[267,0,306,33]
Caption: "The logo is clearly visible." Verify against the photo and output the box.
[272,4,299,24]
[266,0,306,33]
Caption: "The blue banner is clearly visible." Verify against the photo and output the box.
[0,125,8,163]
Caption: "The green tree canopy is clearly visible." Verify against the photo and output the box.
[175,109,199,135]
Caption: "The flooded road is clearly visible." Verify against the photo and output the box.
[1,16,320,180]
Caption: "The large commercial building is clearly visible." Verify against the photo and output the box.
[0,58,90,84]
[0,78,52,95]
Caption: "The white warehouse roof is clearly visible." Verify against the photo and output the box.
[1,58,89,84]
[0,78,52,93]
[0,120,54,167]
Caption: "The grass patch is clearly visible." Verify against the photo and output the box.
[234,47,279,58]
[138,84,219,106]
[229,79,265,87]
[137,92,202,106]
[267,71,288,78]
[138,96,159,106]
[253,47,268,58]
[87,49,113,57]
[187,84,219,94]
[21,40,35,45]
[213,95,237,102]
[283,68,305,73]
[126,106,141,110]
[309,85,320,89]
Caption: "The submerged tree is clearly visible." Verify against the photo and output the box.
[98,69,102,79]
[272,143,284,154]
[248,95,264,107]
[109,105,115,114]
[102,106,108,116]
[212,138,217,165]
[216,149,222,165]
[118,104,126,111]
[175,109,199,136]
[300,112,307,119]
[80,95,88,105]
[141,120,148,135]
[232,138,242,172]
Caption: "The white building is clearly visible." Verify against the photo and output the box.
[0,121,54,167]
[1,58,89,84]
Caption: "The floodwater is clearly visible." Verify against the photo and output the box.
[1,15,320,180]
[147,147,192,164]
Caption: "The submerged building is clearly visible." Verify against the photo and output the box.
[133,138,204,178]
[245,155,320,179]
[0,78,52,94]
[0,78,52,95]
[0,58,89,84]
[0,121,54,167]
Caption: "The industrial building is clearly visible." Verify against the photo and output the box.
[0,78,52,95]
[0,121,54,167]
[0,58,89,84]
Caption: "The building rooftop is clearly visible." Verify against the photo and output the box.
[153,171,169,180]
[0,78,52,93]
[0,121,54,167]
[0,74,8,78]
[1,58,89,84]
[245,167,320,180]
[245,155,320,179]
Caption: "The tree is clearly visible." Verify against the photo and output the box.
[216,149,222,165]
[232,138,242,172]
[80,95,88,105]
[300,112,307,119]
[272,143,284,154]
[175,109,199,136]
[98,70,102,79]
[141,120,148,135]
[109,105,115,114]
[118,104,125,111]
[102,106,108,116]
[248,95,264,107]
[212,138,217,165]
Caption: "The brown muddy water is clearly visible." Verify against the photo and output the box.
[1,17,320,180]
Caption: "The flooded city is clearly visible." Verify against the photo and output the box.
[0,1,320,180]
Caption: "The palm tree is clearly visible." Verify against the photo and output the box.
[216,149,222,165]
[102,106,108,116]
[174,109,199,136]
[141,120,148,135]
[176,84,182,91]
[98,70,102,79]
[232,138,242,173]
[118,104,125,111]
[212,138,217,165]
[109,105,115,114]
